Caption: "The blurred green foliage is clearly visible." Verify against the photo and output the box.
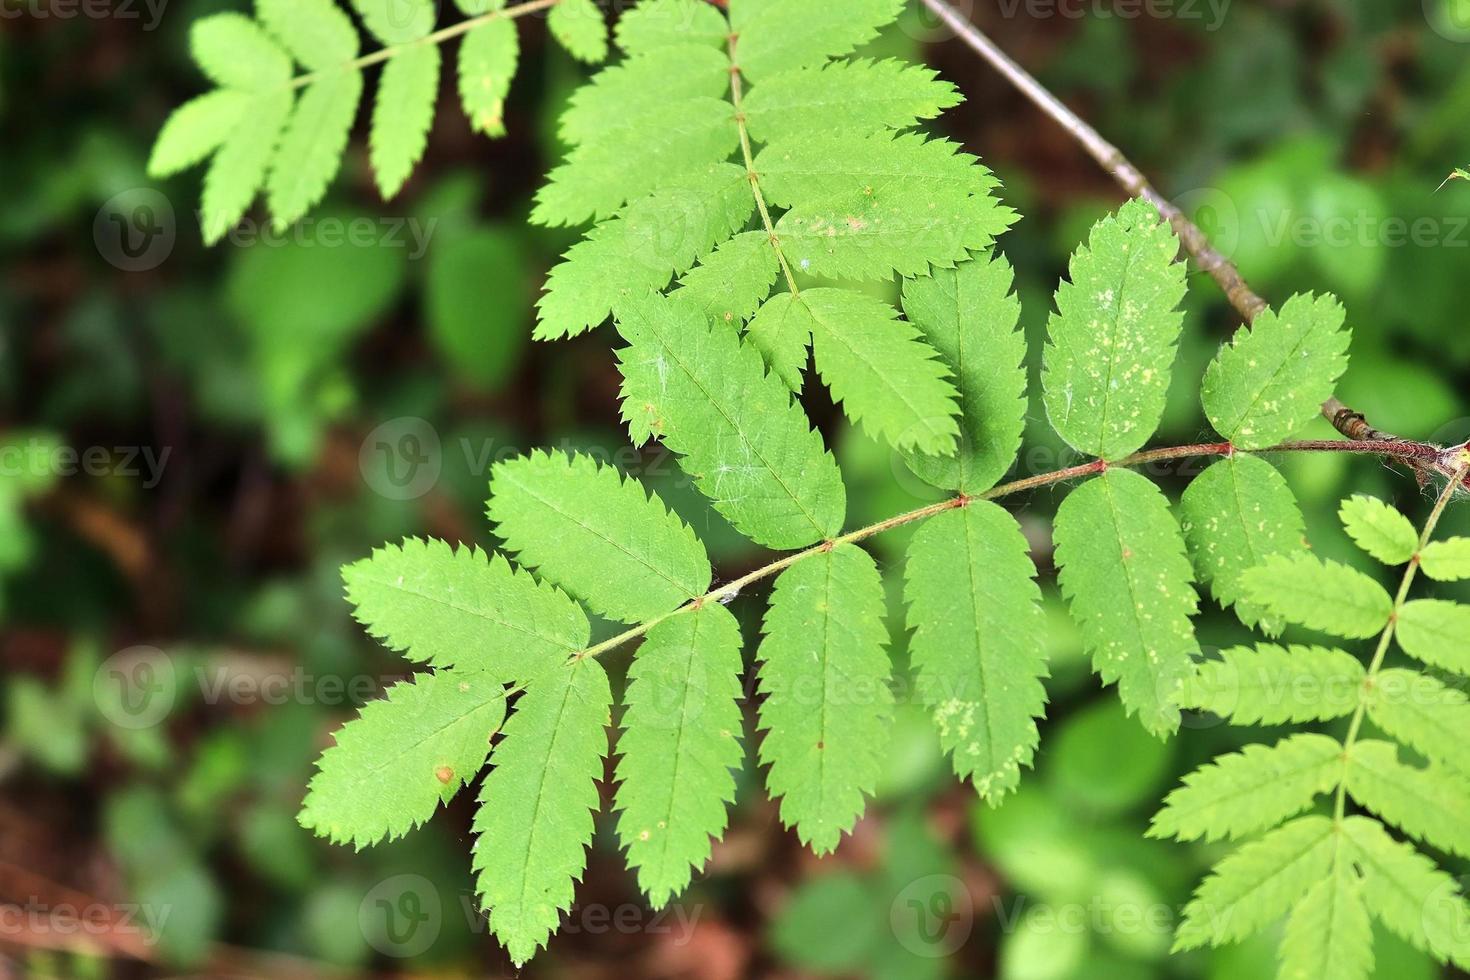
[3,0,1469,977]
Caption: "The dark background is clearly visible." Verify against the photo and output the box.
[4,0,1470,976]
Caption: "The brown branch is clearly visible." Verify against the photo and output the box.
[917,0,1449,465]
[576,437,1465,663]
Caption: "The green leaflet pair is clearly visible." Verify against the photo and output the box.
[148,0,608,242]
[536,0,1014,465]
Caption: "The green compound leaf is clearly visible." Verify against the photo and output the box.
[1177,644,1364,726]
[616,603,744,908]
[538,164,754,340]
[548,0,609,63]
[257,0,359,69]
[1053,468,1199,737]
[1150,733,1343,843]
[1420,537,1470,581]
[1201,292,1350,449]
[1279,852,1373,980]
[299,670,507,848]
[201,91,292,245]
[148,90,250,179]
[1342,816,1470,968]
[1345,739,1470,859]
[342,537,589,675]
[1174,815,1336,949]
[370,43,441,200]
[559,44,728,147]
[730,0,906,82]
[474,658,611,966]
[266,69,363,230]
[615,291,846,551]
[775,181,1015,282]
[351,0,435,44]
[742,58,961,144]
[1042,198,1188,461]
[677,231,782,326]
[614,0,729,54]
[1394,600,1470,674]
[533,97,739,227]
[1179,453,1307,634]
[750,288,961,456]
[190,13,292,90]
[899,251,1028,494]
[1238,553,1392,640]
[458,18,520,137]
[905,503,1048,802]
[488,451,711,624]
[1339,494,1419,565]
[758,543,892,854]
[1367,668,1470,782]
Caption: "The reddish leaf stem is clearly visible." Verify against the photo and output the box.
[574,437,1463,662]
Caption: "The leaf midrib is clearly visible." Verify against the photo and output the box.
[512,668,592,941]
[649,320,829,541]
[1091,228,1145,459]
[804,295,954,452]
[355,569,581,656]
[1218,305,1330,441]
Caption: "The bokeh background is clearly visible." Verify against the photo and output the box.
[5,0,1470,976]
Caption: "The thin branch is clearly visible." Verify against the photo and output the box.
[575,438,1462,664]
[916,0,1426,453]
[287,0,562,90]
